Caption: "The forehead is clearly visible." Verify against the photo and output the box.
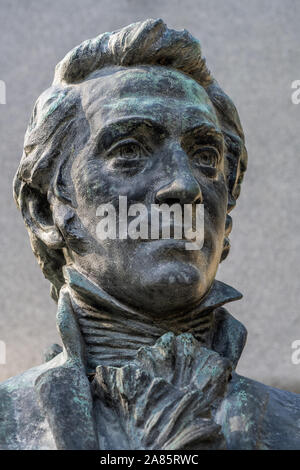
[80,66,219,135]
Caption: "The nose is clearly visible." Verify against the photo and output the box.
[155,166,203,205]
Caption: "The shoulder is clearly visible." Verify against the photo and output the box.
[0,354,63,449]
[217,372,300,449]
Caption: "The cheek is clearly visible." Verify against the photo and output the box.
[73,156,157,208]
[213,179,228,223]
[202,178,228,239]
[72,157,110,207]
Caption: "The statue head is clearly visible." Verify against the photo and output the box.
[13,19,247,317]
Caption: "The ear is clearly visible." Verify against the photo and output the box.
[16,182,65,250]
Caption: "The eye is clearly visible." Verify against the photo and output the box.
[108,140,144,159]
[106,139,148,175]
[192,146,219,168]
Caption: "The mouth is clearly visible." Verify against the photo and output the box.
[140,218,204,250]
[144,223,193,241]
[140,238,203,256]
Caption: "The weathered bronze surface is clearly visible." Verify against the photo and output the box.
[1,19,299,450]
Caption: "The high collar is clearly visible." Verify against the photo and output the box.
[62,266,246,371]
[63,265,242,316]
[35,268,247,450]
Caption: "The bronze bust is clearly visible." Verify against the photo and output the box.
[1,18,299,450]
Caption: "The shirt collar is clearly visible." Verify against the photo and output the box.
[63,265,242,314]
[63,266,246,369]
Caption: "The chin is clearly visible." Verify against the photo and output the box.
[133,260,209,315]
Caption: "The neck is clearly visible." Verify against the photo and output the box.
[63,266,243,374]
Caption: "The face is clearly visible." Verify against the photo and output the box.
[64,66,228,316]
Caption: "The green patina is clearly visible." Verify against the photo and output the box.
[43,91,67,120]
[0,388,18,447]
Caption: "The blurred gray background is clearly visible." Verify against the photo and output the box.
[0,0,299,391]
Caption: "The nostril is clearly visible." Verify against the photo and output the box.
[194,195,203,205]
[155,177,203,205]
[155,197,181,205]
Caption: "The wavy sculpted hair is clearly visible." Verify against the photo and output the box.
[13,18,248,302]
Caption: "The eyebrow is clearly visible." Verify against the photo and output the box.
[96,116,224,154]
[182,123,224,152]
[96,116,167,149]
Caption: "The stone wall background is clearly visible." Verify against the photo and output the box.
[0,0,299,392]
